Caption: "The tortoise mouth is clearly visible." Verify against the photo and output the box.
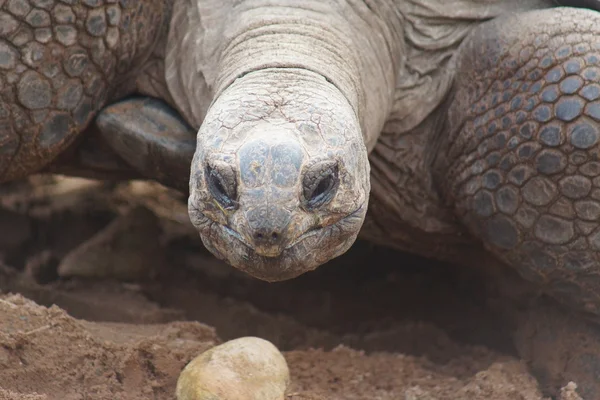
[191,205,366,281]
[222,225,286,258]
[285,205,365,249]
[227,204,365,256]
[210,205,365,257]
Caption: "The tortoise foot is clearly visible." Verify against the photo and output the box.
[95,97,196,193]
[45,97,196,189]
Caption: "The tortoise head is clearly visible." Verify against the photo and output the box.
[188,69,370,281]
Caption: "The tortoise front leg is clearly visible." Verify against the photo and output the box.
[35,97,195,282]
[44,97,196,192]
[433,7,600,397]
[0,0,168,183]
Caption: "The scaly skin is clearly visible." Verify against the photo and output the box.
[3,0,600,396]
[0,0,170,181]
[179,0,400,280]
[429,8,600,397]
[189,69,369,280]
[434,7,600,318]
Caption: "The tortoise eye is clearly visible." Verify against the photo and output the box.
[302,160,339,209]
[206,163,237,210]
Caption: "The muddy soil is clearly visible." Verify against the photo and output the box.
[0,176,586,400]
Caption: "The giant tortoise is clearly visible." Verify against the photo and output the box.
[2,0,600,396]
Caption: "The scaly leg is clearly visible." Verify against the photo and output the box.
[434,6,600,397]
[41,97,196,281]
[0,1,168,182]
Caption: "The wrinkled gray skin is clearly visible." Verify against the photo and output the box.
[187,70,369,280]
[168,0,561,281]
[4,0,600,396]
[168,0,394,280]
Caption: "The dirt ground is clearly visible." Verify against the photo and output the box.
[0,176,588,400]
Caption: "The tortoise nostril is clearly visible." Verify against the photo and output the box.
[247,205,291,248]
[252,230,281,245]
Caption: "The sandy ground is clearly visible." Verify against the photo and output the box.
[0,176,588,400]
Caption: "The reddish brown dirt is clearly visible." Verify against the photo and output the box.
[0,176,585,400]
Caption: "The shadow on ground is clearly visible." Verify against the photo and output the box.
[0,177,580,399]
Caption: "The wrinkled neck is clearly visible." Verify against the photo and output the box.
[217,0,401,150]
[169,0,402,151]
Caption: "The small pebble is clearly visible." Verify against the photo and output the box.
[176,337,290,400]
[560,382,583,400]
